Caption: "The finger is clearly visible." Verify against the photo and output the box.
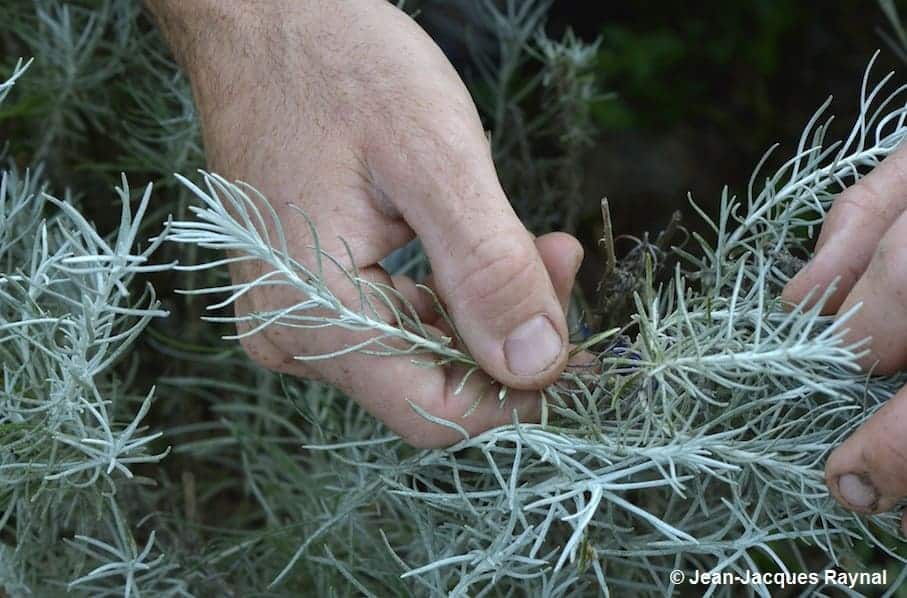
[321,328,545,449]
[232,281,318,379]
[834,208,907,374]
[782,144,907,312]
[319,334,544,448]
[240,253,598,449]
[231,255,540,447]
[365,123,571,391]
[393,234,584,357]
[390,273,438,324]
[228,236,550,449]
[534,232,584,313]
[825,382,907,514]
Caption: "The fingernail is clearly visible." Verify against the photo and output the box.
[837,473,878,510]
[504,314,563,376]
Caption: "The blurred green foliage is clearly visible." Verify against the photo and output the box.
[593,2,801,130]
[559,0,905,163]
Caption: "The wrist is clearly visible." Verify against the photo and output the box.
[145,0,279,128]
[145,1,262,64]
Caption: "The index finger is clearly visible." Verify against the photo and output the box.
[782,143,907,312]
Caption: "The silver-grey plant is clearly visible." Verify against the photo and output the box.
[162,54,907,596]
[5,1,907,596]
[0,59,188,596]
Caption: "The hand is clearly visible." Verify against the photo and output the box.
[146,0,584,447]
[782,142,907,529]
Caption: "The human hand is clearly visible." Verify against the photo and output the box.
[146,0,585,447]
[782,142,907,529]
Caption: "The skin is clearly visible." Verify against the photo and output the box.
[782,143,907,530]
[146,0,907,521]
[145,0,588,448]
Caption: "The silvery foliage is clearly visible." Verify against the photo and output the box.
[466,0,609,235]
[165,54,907,596]
[2,0,140,159]
[5,0,907,595]
[0,57,187,595]
[879,0,907,64]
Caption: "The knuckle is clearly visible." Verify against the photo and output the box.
[832,185,892,229]
[454,237,538,313]
[385,104,484,173]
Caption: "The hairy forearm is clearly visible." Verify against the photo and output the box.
[144,1,259,67]
[141,0,349,172]
[143,0,402,172]
[143,0,280,148]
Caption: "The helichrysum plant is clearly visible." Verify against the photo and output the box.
[3,1,907,596]
[159,53,907,596]
[466,0,611,236]
[0,58,187,595]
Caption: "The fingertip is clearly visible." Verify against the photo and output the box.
[824,385,907,515]
[832,472,880,513]
[781,259,830,314]
[568,348,599,368]
[784,273,853,319]
[780,266,811,309]
[402,365,544,448]
[825,440,897,514]
[502,313,568,385]
[535,231,584,268]
[429,229,571,390]
[535,232,584,313]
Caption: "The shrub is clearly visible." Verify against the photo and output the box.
[2,1,907,596]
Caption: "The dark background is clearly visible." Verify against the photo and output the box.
[421,0,906,293]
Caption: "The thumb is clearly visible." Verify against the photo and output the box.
[433,210,572,389]
[365,130,571,390]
